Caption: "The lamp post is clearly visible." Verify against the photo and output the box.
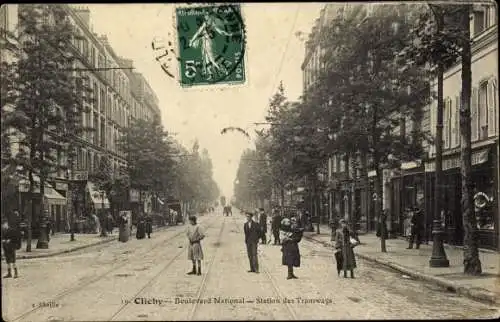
[65,166,75,242]
[428,4,449,268]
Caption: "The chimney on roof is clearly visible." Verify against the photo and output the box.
[74,6,91,27]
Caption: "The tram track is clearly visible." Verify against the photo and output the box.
[185,217,227,320]
[109,217,225,321]
[11,215,219,322]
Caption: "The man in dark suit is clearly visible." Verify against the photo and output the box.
[271,209,282,245]
[244,212,260,273]
[258,208,267,244]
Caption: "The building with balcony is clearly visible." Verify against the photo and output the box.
[301,3,374,229]
[1,4,163,232]
[381,4,499,250]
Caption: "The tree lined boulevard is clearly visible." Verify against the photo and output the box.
[2,208,498,321]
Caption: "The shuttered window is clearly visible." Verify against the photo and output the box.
[487,78,497,137]
[478,82,488,140]
[451,96,458,148]
[443,98,450,149]
[471,88,479,142]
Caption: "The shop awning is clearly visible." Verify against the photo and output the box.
[87,182,110,209]
[19,177,66,206]
[425,148,489,172]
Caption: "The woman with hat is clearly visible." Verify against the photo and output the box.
[186,215,205,276]
[334,219,359,278]
[280,216,304,280]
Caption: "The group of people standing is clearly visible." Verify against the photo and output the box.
[244,208,304,280]
[182,207,362,281]
[135,213,153,240]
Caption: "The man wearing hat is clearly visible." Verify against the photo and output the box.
[244,211,260,273]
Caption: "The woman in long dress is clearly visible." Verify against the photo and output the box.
[186,215,205,276]
[136,214,146,240]
[334,219,359,278]
[280,217,304,280]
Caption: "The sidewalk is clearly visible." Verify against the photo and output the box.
[304,224,500,306]
[2,225,169,260]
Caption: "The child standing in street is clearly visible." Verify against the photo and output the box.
[2,218,21,278]
[186,215,205,276]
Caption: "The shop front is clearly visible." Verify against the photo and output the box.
[424,146,498,250]
[389,162,425,238]
[18,177,66,237]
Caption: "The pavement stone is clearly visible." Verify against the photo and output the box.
[303,224,500,306]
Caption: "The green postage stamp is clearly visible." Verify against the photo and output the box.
[176,4,246,87]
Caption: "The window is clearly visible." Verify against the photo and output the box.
[473,10,485,36]
[91,47,96,67]
[93,114,99,145]
[83,39,89,61]
[99,89,105,114]
[478,82,488,139]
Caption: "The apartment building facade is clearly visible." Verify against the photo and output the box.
[372,4,499,250]
[301,3,374,228]
[1,5,162,231]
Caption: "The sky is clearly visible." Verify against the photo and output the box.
[85,3,324,199]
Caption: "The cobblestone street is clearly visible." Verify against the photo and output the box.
[2,210,499,321]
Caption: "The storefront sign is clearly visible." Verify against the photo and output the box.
[401,161,421,170]
[129,189,140,202]
[425,149,489,172]
[54,182,68,190]
[70,170,88,181]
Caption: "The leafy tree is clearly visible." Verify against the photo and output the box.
[118,117,177,204]
[458,4,481,275]
[1,4,92,251]
[400,3,481,274]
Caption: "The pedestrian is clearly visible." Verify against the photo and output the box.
[136,214,146,240]
[244,211,260,273]
[376,209,389,239]
[2,217,21,278]
[280,217,304,280]
[258,208,267,244]
[271,209,282,245]
[107,213,114,234]
[334,219,359,278]
[408,202,424,249]
[186,215,205,276]
[45,209,52,242]
[118,213,129,242]
[145,213,153,239]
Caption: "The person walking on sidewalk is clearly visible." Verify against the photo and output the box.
[2,217,21,278]
[244,212,260,273]
[408,203,424,249]
[271,209,282,245]
[334,219,358,278]
[145,213,153,239]
[258,208,267,244]
[186,215,205,276]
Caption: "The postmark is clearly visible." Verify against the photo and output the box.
[175,4,246,87]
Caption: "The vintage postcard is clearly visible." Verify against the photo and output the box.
[1,2,499,321]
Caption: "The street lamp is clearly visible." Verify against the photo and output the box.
[65,167,75,241]
[428,3,449,268]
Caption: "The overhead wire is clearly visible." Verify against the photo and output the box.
[263,3,301,117]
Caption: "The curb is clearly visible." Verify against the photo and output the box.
[5,225,172,260]
[16,237,117,259]
[303,235,499,306]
